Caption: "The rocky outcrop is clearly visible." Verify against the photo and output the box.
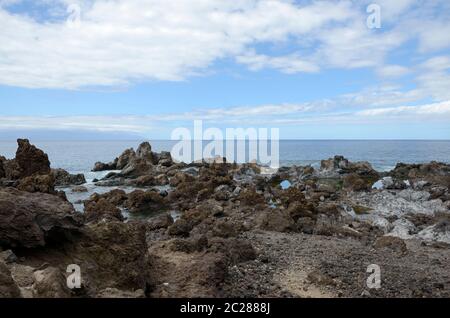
[0,188,83,248]
[16,174,56,194]
[52,169,86,186]
[15,139,51,178]
[65,221,148,293]
[0,260,21,298]
[84,198,124,223]
[0,156,5,179]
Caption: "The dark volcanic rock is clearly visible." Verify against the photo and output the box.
[66,221,148,292]
[0,188,83,248]
[125,190,166,214]
[52,169,86,186]
[15,139,51,178]
[0,260,21,298]
[0,156,5,179]
[84,198,124,223]
[16,174,56,194]
[92,160,117,172]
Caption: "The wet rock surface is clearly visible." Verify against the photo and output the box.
[0,140,449,298]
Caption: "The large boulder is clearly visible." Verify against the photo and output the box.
[116,148,136,169]
[65,221,148,293]
[84,198,124,223]
[0,260,21,298]
[16,174,56,194]
[135,142,153,162]
[15,139,51,178]
[0,188,83,248]
[125,190,166,214]
[52,169,86,186]
[92,160,117,172]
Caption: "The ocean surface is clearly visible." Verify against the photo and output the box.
[1,140,450,173]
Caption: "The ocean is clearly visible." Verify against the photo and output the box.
[1,140,450,174]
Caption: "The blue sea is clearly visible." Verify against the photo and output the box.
[1,140,450,174]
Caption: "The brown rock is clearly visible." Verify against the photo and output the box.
[0,260,21,298]
[52,169,86,186]
[15,139,51,178]
[257,209,295,232]
[0,188,82,248]
[66,221,147,292]
[146,213,174,231]
[125,190,166,213]
[16,174,55,194]
[84,198,124,223]
[374,236,408,254]
[32,267,70,298]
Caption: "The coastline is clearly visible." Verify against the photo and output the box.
[1,139,450,298]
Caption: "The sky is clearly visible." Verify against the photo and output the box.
[0,0,450,140]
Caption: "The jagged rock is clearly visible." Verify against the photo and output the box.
[168,219,192,237]
[15,139,51,178]
[158,151,173,167]
[116,148,136,169]
[125,190,166,213]
[0,188,82,248]
[88,189,128,206]
[92,160,117,172]
[136,142,153,161]
[343,173,371,191]
[84,198,124,223]
[146,213,174,231]
[0,260,21,298]
[121,158,153,177]
[32,267,70,298]
[16,174,55,194]
[52,169,86,186]
[65,221,147,292]
[238,188,265,206]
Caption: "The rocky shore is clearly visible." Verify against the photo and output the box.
[1,139,449,298]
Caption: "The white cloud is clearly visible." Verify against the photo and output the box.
[236,51,319,73]
[376,65,410,78]
[0,0,354,89]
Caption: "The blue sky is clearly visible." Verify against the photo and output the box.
[0,0,450,139]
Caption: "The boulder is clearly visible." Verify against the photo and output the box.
[92,160,117,172]
[65,221,148,292]
[0,188,83,248]
[32,267,70,298]
[87,189,128,206]
[15,139,51,178]
[146,213,174,231]
[52,169,86,186]
[136,142,153,162]
[0,260,21,298]
[84,198,124,223]
[16,174,55,194]
[125,190,166,214]
[116,148,136,170]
